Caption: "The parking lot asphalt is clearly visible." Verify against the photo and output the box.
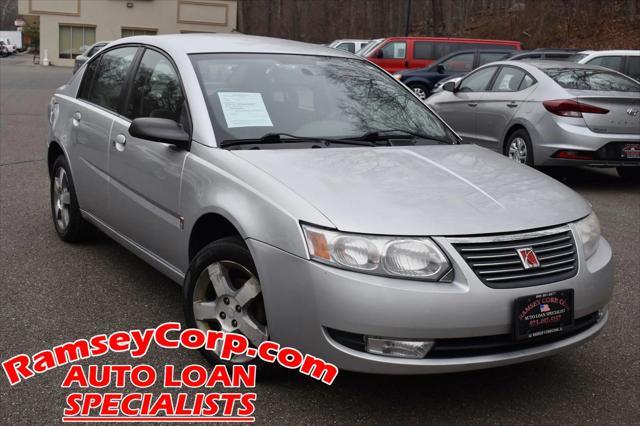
[1,54,639,425]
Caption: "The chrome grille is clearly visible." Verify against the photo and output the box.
[449,227,578,288]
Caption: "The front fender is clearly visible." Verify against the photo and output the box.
[178,143,335,272]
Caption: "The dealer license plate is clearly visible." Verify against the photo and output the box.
[621,143,640,159]
[514,290,574,340]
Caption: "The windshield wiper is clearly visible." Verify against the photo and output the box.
[346,129,454,145]
[220,132,376,149]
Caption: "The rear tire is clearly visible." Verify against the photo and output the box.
[617,167,640,180]
[50,155,93,242]
[505,129,534,167]
[408,82,430,100]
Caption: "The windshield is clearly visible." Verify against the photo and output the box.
[543,68,640,91]
[357,39,384,57]
[190,53,452,145]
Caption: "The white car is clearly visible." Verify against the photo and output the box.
[327,39,370,54]
[572,50,640,81]
[0,38,17,54]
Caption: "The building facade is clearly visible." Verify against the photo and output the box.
[18,0,238,66]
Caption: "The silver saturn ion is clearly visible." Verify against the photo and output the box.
[48,35,613,374]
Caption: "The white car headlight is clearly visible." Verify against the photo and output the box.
[574,211,601,259]
[302,224,451,281]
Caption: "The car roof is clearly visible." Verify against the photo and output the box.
[331,39,370,43]
[487,59,624,75]
[578,50,640,56]
[110,33,358,59]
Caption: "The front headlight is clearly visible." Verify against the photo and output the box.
[574,211,601,259]
[302,224,451,281]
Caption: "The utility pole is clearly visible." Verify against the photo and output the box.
[405,0,412,36]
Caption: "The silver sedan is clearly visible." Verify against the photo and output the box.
[427,61,640,179]
[48,35,612,374]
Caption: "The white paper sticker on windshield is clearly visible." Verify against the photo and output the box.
[218,92,274,128]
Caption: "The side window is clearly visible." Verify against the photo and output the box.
[78,56,100,100]
[518,74,536,90]
[126,49,185,123]
[458,66,498,92]
[440,53,474,72]
[336,42,355,53]
[626,56,640,81]
[380,41,406,59]
[413,41,433,59]
[86,47,138,112]
[491,67,526,92]
[479,52,511,66]
[587,56,624,72]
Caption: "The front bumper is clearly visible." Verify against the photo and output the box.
[530,115,639,167]
[248,230,613,374]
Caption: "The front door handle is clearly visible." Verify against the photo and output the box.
[468,103,478,107]
[506,102,519,108]
[112,133,126,151]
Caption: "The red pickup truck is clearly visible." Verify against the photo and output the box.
[359,36,522,73]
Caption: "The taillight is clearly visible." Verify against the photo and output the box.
[552,150,594,160]
[543,99,609,117]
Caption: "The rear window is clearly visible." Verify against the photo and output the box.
[543,68,640,92]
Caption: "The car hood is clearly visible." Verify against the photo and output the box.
[232,145,591,236]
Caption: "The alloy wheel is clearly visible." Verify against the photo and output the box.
[192,260,268,363]
[53,167,71,231]
[412,87,427,100]
[508,137,528,164]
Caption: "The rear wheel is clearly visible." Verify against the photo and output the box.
[408,82,430,100]
[505,129,534,167]
[184,236,270,370]
[617,167,640,180]
[50,155,93,242]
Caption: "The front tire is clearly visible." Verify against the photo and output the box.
[50,155,93,242]
[184,236,269,370]
[617,167,640,180]
[505,129,534,167]
[408,82,430,100]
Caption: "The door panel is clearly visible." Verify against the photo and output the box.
[68,101,113,219]
[71,46,139,220]
[373,41,408,73]
[107,48,189,268]
[108,117,187,266]
[475,67,530,149]
[436,66,498,144]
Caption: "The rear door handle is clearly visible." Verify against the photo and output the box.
[112,133,126,151]
[506,102,518,108]
[468,103,478,107]
[72,111,81,126]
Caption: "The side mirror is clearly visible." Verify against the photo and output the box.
[375,49,384,59]
[442,81,456,92]
[129,117,190,149]
[436,64,445,74]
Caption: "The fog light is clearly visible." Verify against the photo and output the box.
[365,337,434,359]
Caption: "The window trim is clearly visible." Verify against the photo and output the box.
[379,41,407,60]
[76,44,142,119]
[489,65,537,93]
[122,45,193,145]
[457,65,500,93]
[76,43,192,140]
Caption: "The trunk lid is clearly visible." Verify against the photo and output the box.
[569,90,640,135]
